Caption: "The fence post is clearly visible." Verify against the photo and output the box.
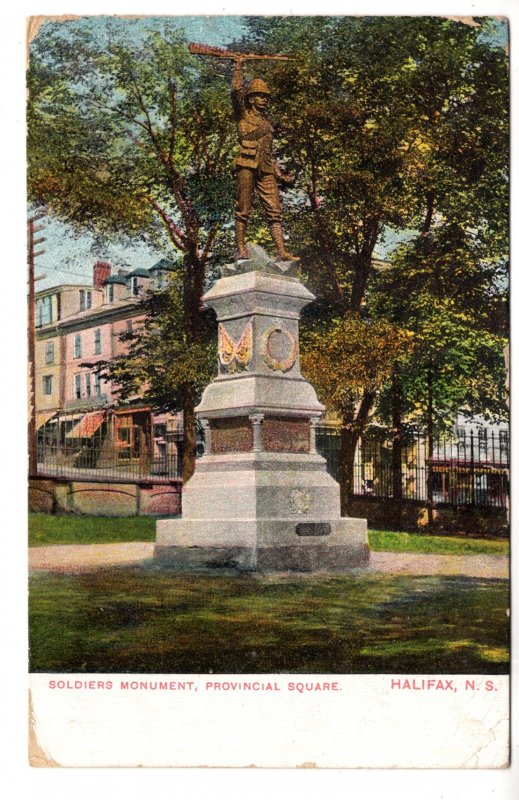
[470,429,475,506]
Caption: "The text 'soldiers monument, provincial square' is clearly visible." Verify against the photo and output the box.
[155,44,369,571]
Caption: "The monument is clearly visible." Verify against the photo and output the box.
[154,46,369,571]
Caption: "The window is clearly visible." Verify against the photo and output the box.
[43,375,53,395]
[126,320,133,333]
[45,340,54,364]
[94,373,101,397]
[499,431,509,459]
[94,328,102,355]
[73,334,82,359]
[107,284,114,303]
[155,272,164,289]
[79,290,92,311]
[85,373,91,397]
[131,277,139,296]
[116,419,142,460]
[36,295,52,327]
[74,374,81,399]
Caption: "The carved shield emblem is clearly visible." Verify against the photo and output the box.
[289,489,312,515]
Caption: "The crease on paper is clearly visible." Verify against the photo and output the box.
[28,690,60,768]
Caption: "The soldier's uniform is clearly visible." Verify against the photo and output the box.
[231,65,296,261]
[233,100,282,226]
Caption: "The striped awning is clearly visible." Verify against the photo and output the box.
[56,413,83,423]
[66,411,105,439]
[36,411,57,429]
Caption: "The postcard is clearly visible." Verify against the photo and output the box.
[26,10,510,770]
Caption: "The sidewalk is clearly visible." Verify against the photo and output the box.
[29,543,509,579]
[369,551,509,579]
[29,543,155,573]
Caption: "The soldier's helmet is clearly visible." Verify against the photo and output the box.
[246,78,271,95]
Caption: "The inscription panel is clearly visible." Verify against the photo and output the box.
[295,523,331,537]
[262,416,310,453]
[210,417,253,454]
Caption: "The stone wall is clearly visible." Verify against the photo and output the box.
[349,497,509,538]
[28,476,181,517]
[28,477,507,535]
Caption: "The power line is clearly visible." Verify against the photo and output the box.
[37,266,107,280]
[40,261,147,281]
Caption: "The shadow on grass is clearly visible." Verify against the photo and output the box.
[29,567,510,674]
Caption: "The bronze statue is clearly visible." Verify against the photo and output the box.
[188,43,298,262]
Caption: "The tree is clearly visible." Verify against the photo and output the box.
[87,270,217,428]
[372,225,508,522]
[239,16,508,508]
[300,315,412,515]
[27,18,235,480]
[27,17,509,502]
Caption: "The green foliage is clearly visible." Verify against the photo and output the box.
[373,225,508,429]
[87,274,217,412]
[300,314,412,417]
[242,17,508,312]
[28,20,235,245]
[27,18,509,453]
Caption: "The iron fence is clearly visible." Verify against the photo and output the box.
[35,413,509,510]
[35,412,182,483]
[316,426,509,510]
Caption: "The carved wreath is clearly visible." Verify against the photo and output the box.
[262,326,298,372]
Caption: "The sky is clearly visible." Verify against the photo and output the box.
[29,14,508,290]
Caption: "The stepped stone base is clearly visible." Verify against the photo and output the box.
[154,248,370,574]
[155,516,369,573]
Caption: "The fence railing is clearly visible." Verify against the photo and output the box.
[36,412,182,483]
[35,413,509,510]
[316,426,509,510]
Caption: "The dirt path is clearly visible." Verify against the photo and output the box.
[369,551,509,579]
[29,543,509,579]
[29,543,155,573]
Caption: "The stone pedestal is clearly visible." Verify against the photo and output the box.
[155,245,369,572]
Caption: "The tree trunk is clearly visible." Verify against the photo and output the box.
[426,368,434,526]
[182,383,197,483]
[350,254,371,312]
[181,247,205,485]
[338,389,377,515]
[339,424,357,516]
[391,371,403,529]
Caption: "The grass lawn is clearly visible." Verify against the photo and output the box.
[29,513,156,547]
[29,513,509,556]
[29,567,509,674]
[368,529,509,556]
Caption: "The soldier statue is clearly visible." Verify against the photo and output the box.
[187,43,298,263]
[231,57,298,262]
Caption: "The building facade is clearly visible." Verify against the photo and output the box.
[34,260,182,480]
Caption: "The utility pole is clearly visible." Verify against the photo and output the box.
[27,212,46,476]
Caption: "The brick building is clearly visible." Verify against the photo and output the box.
[34,260,182,479]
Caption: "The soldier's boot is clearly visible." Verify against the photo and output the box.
[270,223,300,262]
[236,221,249,260]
